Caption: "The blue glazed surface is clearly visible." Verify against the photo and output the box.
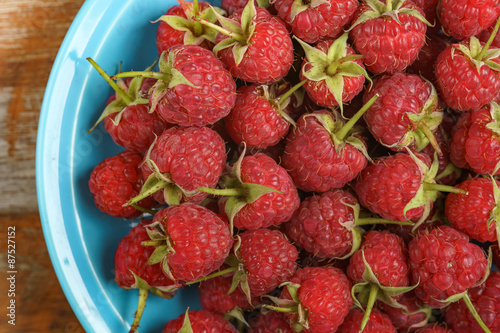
[35,1,220,332]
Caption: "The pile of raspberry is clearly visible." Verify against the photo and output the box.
[87,0,500,332]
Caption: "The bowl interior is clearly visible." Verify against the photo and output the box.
[36,0,220,332]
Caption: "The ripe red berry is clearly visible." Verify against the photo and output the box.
[247,311,294,333]
[413,323,454,333]
[438,0,500,40]
[408,226,489,308]
[213,1,294,84]
[445,177,500,244]
[349,0,429,75]
[88,150,156,219]
[274,0,358,44]
[162,309,238,333]
[139,126,226,206]
[379,290,431,332]
[444,271,500,333]
[338,308,397,333]
[278,266,353,333]
[145,203,233,283]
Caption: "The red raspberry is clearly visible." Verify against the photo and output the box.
[363,73,441,152]
[198,274,255,315]
[140,126,226,205]
[347,230,409,288]
[283,110,369,192]
[279,266,353,333]
[349,0,428,75]
[456,104,500,175]
[338,308,397,333]
[379,290,431,332]
[155,1,217,54]
[406,32,450,83]
[114,221,178,332]
[146,203,233,283]
[162,309,238,333]
[148,44,236,126]
[435,38,500,112]
[408,226,489,308]
[449,110,473,170]
[218,153,300,231]
[284,189,358,259]
[353,152,434,222]
[237,228,298,297]
[274,0,358,44]
[445,177,499,244]
[438,0,500,40]
[444,271,500,333]
[223,84,293,149]
[414,323,454,333]
[247,311,294,333]
[88,150,155,219]
[214,3,294,84]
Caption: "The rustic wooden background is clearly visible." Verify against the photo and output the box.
[0,1,86,332]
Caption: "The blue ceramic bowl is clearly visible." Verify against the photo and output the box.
[36,1,220,332]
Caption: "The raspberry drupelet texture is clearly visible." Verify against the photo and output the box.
[438,0,500,40]
[281,266,353,333]
[215,7,294,84]
[150,204,233,283]
[414,323,454,333]
[219,153,300,230]
[408,226,489,308]
[162,309,238,333]
[284,189,357,259]
[114,221,176,293]
[141,126,226,205]
[445,177,499,244]
[247,311,295,333]
[283,110,368,193]
[88,150,155,219]
[152,44,237,127]
[444,271,500,333]
[237,228,298,297]
[349,0,428,75]
[338,308,397,333]
[347,230,410,288]
[274,0,358,44]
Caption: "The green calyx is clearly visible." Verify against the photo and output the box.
[264,282,309,332]
[179,308,194,333]
[204,0,257,65]
[352,249,418,332]
[296,33,371,115]
[154,0,226,45]
[112,49,199,114]
[306,94,378,160]
[403,150,467,232]
[486,102,500,137]
[256,82,302,128]
[488,177,500,248]
[392,80,443,154]
[142,221,176,282]
[349,0,432,31]
[198,145,283,236]
[125,137,199,207]
[86,58,154,133]
[452,16,500,75]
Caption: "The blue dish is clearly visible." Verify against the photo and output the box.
[35,1,219,332]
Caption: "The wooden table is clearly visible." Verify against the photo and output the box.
[0,1,86,332]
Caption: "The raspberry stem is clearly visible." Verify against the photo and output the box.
[130,203,157,215]
[422,183,467,195]
[477,15,500,61]
[197,18,247,44]
[112,71,170,82]
[198,187,246,197]
[360,284,379,332]
[336,94,379,141]
[262,304,299,313]
[356,218,413,226]
[462,292,492,333]
[278,80,306,108]
[87,57,132,105]
[184,266,238,286]
[128,288,148,333]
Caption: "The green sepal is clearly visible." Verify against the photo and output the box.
[351,281,370,310]
[128,270,178,299]
[146,245,170,265]
[349,0,432,31]
[179,308,194,333]
[289,0,329,21]
[130,270,153,290]
[337,200,365,260]
[474,246,493,288]
[489,178,500,247]
[452,36,500,74]
[224,307,250,327]
[431,290,468,308]
[90,99,127,131]
[486,102,500,136]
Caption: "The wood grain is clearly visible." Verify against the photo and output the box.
[0,0,85,332]
[0,0,84,214]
